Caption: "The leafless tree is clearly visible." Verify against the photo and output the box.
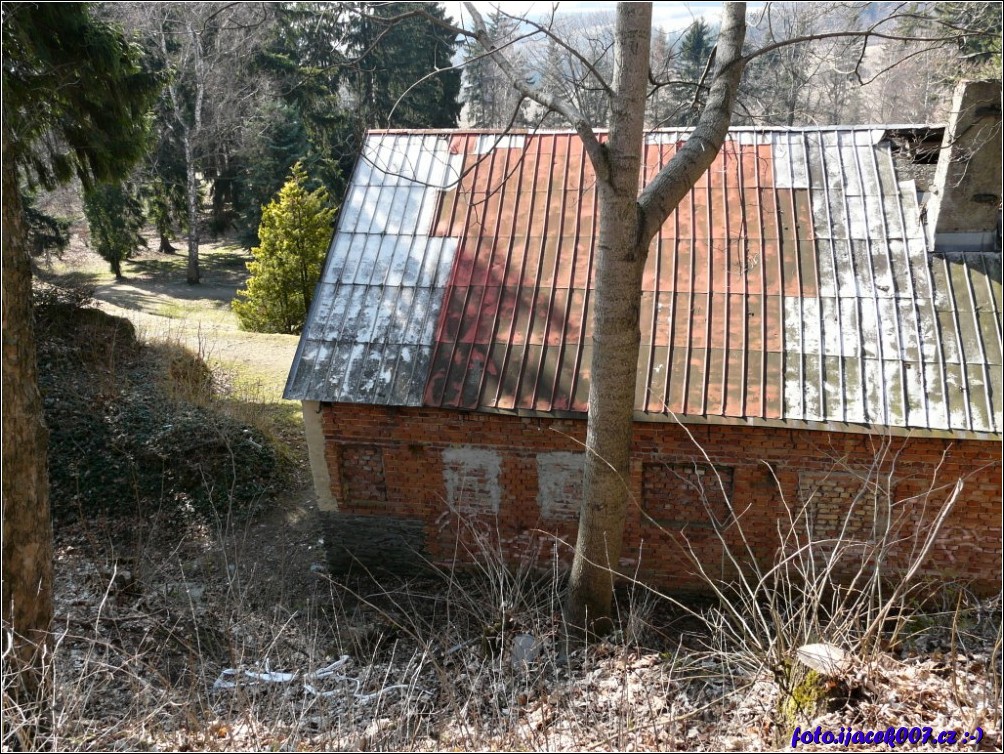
[742,3,864,126]
[442,0,998,633]
[451,1,748,633]
[109,2,273,284]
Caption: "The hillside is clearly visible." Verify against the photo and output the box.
[6,243,999,750]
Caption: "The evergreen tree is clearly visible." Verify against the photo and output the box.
[260,3,353,196]
[233,101,313,248]
[672,19,717,126]
[83,180,147,279]
[934,2,1002,79]
[146,173,187,253]
[232,163,335,333]
[23,192,72,258]
[346,2,463,129]
[679,19,715,81]
[1,1,160,726]
[140,88,189,253]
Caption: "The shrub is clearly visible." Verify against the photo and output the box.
[232,162,335,333]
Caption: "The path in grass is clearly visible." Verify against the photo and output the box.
[41,242,301,400]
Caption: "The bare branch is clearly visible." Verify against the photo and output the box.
[494,7,615,98]
[688,44,717,114]
[463,1,611,182]
[744,27,991,66]
[638,2,748,244]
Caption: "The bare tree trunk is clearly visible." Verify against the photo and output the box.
[461,0,748,632]
[1,120,54,726]
[184,133,200,285]
[565,3,652,635]
[564,1,748,633]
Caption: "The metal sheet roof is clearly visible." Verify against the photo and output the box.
[285,128,1002,437]
[285,133,462,405]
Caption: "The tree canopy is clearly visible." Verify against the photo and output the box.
[2,2,160,189]
[83,179,147,279]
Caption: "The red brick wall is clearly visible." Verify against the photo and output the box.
[319,403,1002,594]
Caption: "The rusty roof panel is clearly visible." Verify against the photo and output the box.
[286,128,1001,437]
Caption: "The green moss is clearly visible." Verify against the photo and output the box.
[780,667,826,726]
[774,658,843,741]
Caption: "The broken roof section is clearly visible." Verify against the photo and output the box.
[285,128,1002,438]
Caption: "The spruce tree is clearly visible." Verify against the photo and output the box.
[83,180,147,279]
[232,163,335,333]
[673,19,717,126]
[346,2,463,129]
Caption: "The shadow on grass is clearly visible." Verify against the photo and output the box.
[36,268,108,290]
[43,244,254,316]
[121,246,251,298]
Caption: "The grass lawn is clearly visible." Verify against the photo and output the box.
[39,239,302,407]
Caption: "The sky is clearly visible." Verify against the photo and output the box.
[442,2,730,33]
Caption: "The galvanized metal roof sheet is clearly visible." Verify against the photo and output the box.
[285,133,462,405]
[284,128,1002,437]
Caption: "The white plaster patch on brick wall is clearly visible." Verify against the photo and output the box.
[536,452,584,521]
[442,446,501,515]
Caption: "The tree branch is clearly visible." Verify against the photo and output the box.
[637,2,747,245]
[463,2,610,183]
[744,27,992,65]
[494,6,615,98]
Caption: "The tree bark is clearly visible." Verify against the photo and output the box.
[184,132,201,285]
[1,120,54,720]
[460,0,749,632]
[564,2,652,634]
[565,1,748,633]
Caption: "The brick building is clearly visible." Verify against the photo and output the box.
[286,82,1002,593]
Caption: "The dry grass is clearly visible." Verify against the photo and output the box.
[5,383,1000,750]
[4,489,1000,751]
[7,238,999,752]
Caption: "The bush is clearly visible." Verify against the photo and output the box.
[35,288,290,521]
[232,162,335,333]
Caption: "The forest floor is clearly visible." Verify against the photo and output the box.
[11,240,1003,751]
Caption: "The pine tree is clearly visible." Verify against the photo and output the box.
[83,180,147,279]
[672,19,717,126]
[679,19,715,81]
[346,2,463,129]
[232,163,335,333]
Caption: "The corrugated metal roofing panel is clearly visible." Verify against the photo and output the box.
[285,128,1001,437]
[284,134,462,405]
